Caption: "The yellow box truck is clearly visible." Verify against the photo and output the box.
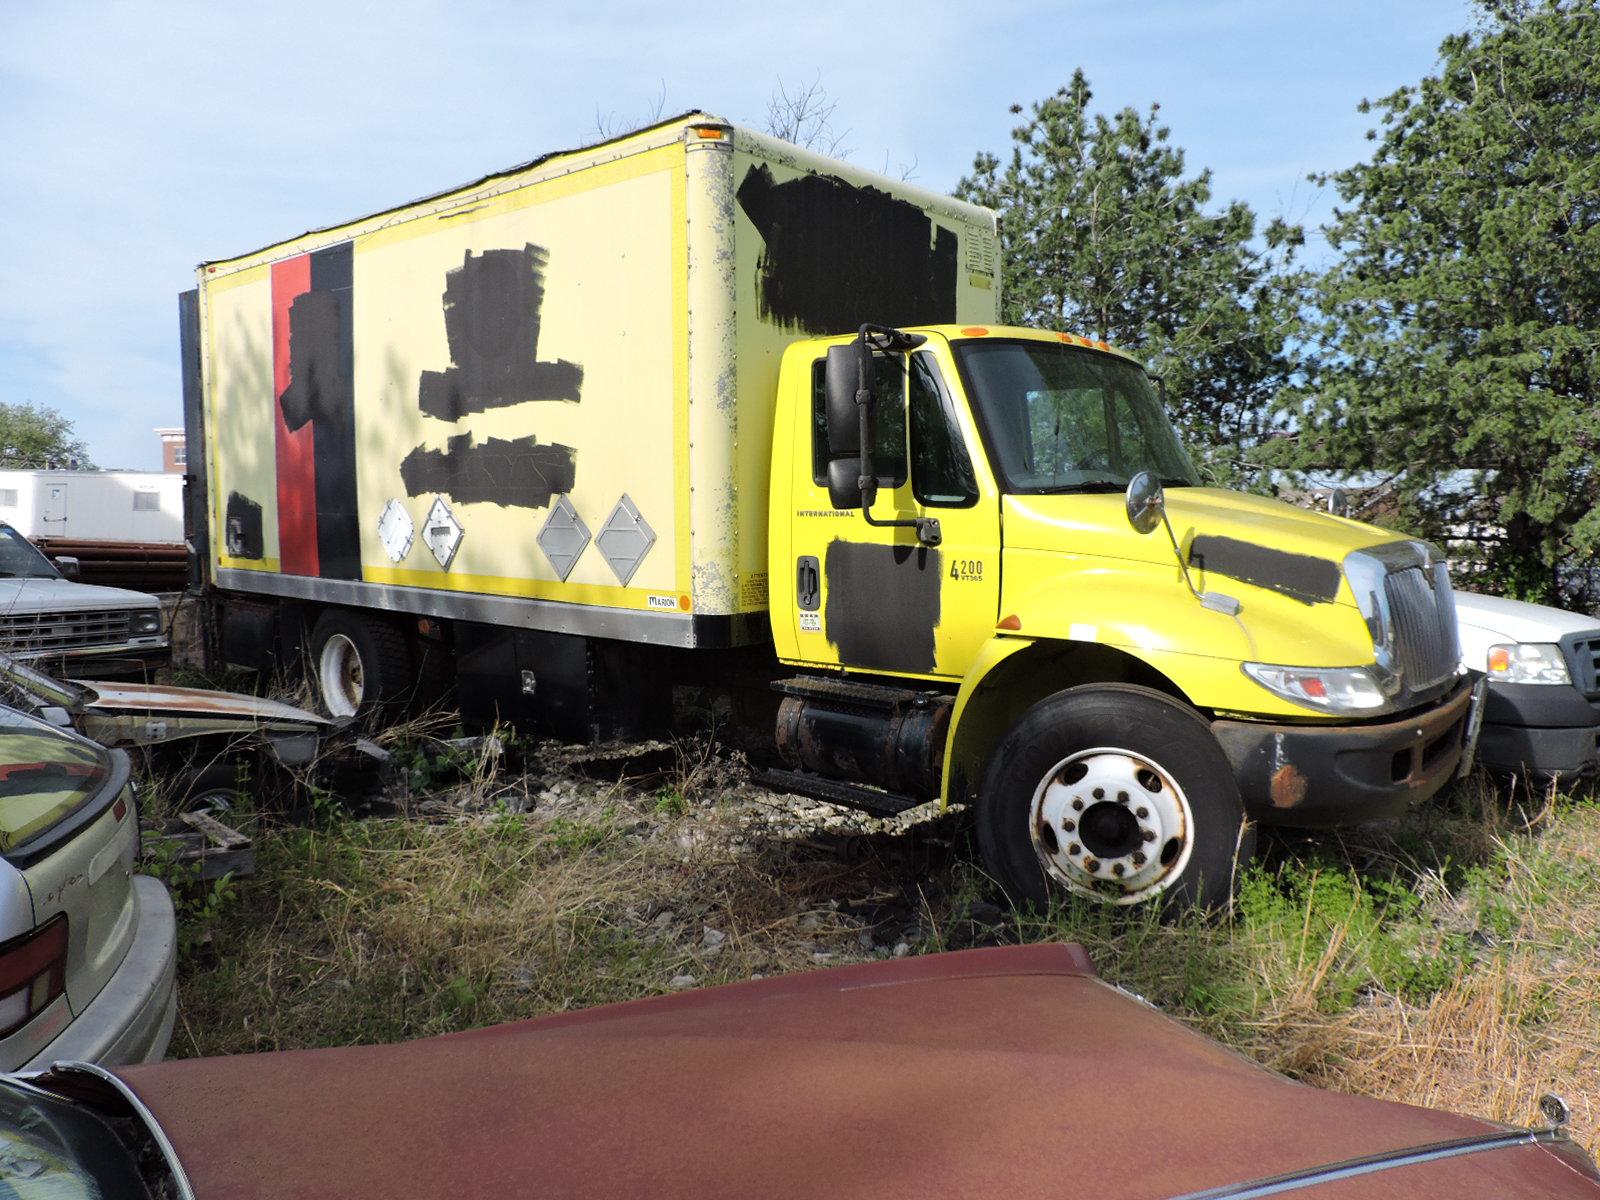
[180,112,1476,909]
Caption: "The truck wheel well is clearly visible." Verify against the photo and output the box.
[946,641,1193,809]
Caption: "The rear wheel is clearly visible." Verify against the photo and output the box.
[977,684,1253,912]
[309,611,411,722]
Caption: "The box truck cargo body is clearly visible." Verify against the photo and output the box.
[185,113,1476,911]
[187,115,997,647]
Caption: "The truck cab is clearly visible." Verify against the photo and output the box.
[767,325,1474,908]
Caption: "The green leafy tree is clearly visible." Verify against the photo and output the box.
[1269,1,1600,604]
[0,402,93,469]
[957,72,1307,486]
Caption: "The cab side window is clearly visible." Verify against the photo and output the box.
[908,353,977,506]
[810,356,908,488]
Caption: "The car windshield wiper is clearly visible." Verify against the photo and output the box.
[1032,481,1128,495]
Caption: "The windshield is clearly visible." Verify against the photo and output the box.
[955,340,1199,493]
[0,526,60,580]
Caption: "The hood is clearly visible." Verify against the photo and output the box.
[0,578,161,614]
[86,945,1597,1200]
[1004,487,1409,608]
[1454,591,1600,644]
[78,681,328,727]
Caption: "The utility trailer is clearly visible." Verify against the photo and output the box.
[183,113,1474,910]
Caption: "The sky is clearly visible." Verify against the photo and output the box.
[0,0,1473,470]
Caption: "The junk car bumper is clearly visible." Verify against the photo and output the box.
[1212,677,1475,827]
[1477,681,1600,778]
[23,875,178,1070]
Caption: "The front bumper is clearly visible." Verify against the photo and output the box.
[23,875,178,1070]
[1212,677,1476,827]
[1477,680,1600,779]
[48,641,170,681]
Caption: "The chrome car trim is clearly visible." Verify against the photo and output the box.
[45,1060,197,1200]
[1166,1127,1570,1200]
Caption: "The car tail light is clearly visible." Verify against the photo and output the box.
[0,914,68,1038]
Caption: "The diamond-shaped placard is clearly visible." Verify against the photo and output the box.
[537,494,591,582]
[595,494,656,586]
[376,499,415,563]
[423,495,464,570]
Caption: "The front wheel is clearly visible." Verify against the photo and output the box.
[976,684,1253,912]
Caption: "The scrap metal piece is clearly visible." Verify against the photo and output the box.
[423,496,464,570]
[538,495,591,582]
[377,499,415,563]
[595,494,656,586]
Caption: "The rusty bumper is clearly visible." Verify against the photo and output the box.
[1211,677,1476,827]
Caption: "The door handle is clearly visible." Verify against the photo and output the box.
[797,556,820,611]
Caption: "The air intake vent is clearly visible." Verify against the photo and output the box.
[0,610,134,653]
[1566,636,1600,697]
[1383,567,1457,692]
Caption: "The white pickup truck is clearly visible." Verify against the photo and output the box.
[0,522,167,677]
[1454,591,1600,782]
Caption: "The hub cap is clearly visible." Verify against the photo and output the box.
[1028,746,1193,904]
[318,633,364,718]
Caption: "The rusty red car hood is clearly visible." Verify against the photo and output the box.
[95,945,1594,1199]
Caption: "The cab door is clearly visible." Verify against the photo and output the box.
[788,341,1000,680]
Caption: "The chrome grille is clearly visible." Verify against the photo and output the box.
[1567,637,1600,696]
[0,609,133,653]
[1384,566,1458,691]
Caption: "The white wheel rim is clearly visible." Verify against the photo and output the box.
[1028,745,1194,905]
[318,633,364,718]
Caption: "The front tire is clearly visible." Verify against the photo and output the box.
[976,684,1253,912]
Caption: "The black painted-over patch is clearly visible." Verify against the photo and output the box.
[736,163,958,335]
[276,242,361,580]
[224,492,263,559]
[417,244,583,421]
[400,433,576,510]
[1188,535,1341,605]
[824,539,940,674]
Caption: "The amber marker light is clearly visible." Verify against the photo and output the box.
[692,126,727,139]
[1487,646,1512,673]
[997,614,1023,631]
[961,326,990,336]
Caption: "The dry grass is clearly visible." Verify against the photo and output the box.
[1305,808,1600,1148]
[161,746,1600,1155]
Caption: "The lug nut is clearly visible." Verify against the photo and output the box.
[1142,830,1156,843]
[1136,806,1149,819]
[1118,790,1129,803]
[1112,863,1126,877]
[1132,852,1147,866]
[1093,787,1104,799]
[1063,820,1076,832]
[1084,858,1100,873]
[1067,843,1081,855]
[1072,799,1084,811]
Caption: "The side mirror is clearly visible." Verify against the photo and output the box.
[55,555,82,581]
[825,342,870,458]
[826,458,867,511]
[1124,472,1164,535]
[825,340,877,512]
[1328,487,1349,518]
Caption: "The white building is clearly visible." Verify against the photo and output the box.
[0,469,183,544]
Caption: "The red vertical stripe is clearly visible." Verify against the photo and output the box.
[272,255,320,576]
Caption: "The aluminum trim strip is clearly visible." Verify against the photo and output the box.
[1165,1128,1566,1200]
[214,568,700,648]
